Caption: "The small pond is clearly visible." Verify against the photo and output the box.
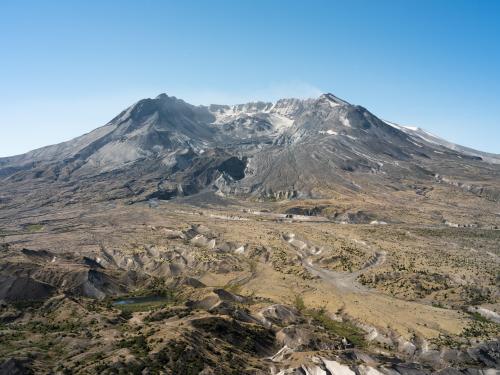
[112,295,169,306]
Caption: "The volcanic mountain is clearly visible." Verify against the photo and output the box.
[1,93,500,374]
[1,93,499,207]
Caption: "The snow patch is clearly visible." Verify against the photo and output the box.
[319,130,338,136]
[341,117,351,128]
[343,134,357,141]
[408,138,423,148]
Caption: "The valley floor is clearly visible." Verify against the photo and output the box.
[0,196,499,374]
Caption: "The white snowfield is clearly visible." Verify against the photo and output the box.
[209,93,353,135]
[210,98,304,126]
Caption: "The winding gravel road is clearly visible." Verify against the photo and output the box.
[283,232,386,293]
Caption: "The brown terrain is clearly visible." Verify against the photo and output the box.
[0,93,499,374]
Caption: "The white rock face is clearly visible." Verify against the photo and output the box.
[234,245,245,254]
[189,235,215,249]
[370,220,387,225]
[259,304,299,326]
[397,339,417,356]
[321,359,356,375]
[357,365,386,375]
[467,306,500,323]
[269,345,294,363]
[301,365,327,375]
[483,370,500,375]
[289,238,308,250]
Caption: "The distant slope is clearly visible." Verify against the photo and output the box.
[383,120,500,164]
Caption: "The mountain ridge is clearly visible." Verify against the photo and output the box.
[1,92,497,161]
[1,92,499,205]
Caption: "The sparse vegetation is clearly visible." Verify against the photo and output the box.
[305,307,367,348]
[0,190,499,373]
[293,295,306,313]
[25,223,44,233]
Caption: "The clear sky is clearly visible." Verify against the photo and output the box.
[0,0,499,157]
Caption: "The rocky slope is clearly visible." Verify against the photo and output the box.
[1,93,499,206]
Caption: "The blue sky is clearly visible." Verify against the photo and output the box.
[0,0,499,156]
